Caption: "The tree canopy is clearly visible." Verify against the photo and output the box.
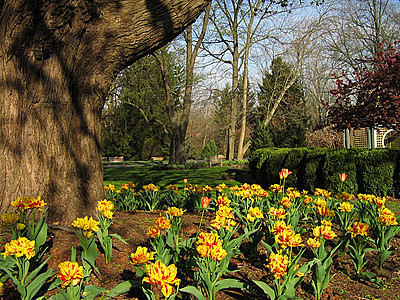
[329,42,400,130]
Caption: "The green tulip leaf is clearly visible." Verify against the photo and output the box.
[180,286,207,300]
[253,280,275,300]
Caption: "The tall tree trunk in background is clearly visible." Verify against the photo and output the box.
[236,0,264,161]
[157,46,191,165]
[208,0,245,161]
[0,0,210,223]
[228,49,239,161]
[157,4,210,165]
[226,2,241,161]
[237,55,249,161]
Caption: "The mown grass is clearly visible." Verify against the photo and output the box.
[103,166,242,189]
[387,201,400,215]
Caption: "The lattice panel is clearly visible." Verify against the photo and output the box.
[383,130,400,149]
[376,127,388,148]
[351,128,368,148]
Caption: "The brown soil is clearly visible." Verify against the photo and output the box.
[2,208,400,300]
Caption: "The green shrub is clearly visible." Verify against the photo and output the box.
[149,164,185,171]
[358,149,397,196]
[303,148,329,192]
[323,148,364,194]
[395,154,400,197]
[222,160,248,166]
[266,148,289,185]
[249,148,308,188]
[282,148,309,188]
[249,148,275,186]
[185,161,209,169]
[250,147,400,196]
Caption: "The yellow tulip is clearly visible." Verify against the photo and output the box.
[338,201,354,212]
[166,207,185,217]
[142,260,180,298]
[130,246,156,265]
[2,237,35,260]
[57,261,84,289]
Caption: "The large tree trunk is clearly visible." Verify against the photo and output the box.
[0,0,210,223]
[157,48,188,166]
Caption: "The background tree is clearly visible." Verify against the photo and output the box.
[204,0,297,160]
[155,4,210,164]
[249,120,274,154]
[194,80,257,158]
[324,0,399,72]
[294,0,400,134]
[0,0,210,222]
[195,85,233,157]
[257,57,308,148]
[306,126,343,148]
[201,141,218,159]
[102,55,170,159]
[328,42,400,130]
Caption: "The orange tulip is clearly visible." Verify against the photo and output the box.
[201,196,210,209]
[279,168,292,180]
[339,173,347,182]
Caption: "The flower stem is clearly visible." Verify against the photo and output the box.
[195,209,205,239]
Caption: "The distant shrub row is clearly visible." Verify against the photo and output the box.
[149,160,248,170]
[249,148,400,197]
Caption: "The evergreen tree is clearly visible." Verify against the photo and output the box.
[201,141,218,158]
[249,120,274,154]
[102,55,171,160]
[257,57,308,148]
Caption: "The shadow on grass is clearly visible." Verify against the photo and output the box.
[104,166,244,188]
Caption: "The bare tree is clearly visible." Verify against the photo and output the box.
[299,0,400,128]
[155,4,211,164]
[324,0,400,72]
[258,12,330,131]
[204,0,309,159]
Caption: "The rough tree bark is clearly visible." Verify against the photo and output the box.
[0,0,210,222]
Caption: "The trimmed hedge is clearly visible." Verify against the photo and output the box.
[249,148,400,196]
[358,149,397,196]
[303,148,327,192]
[323,148,362,194]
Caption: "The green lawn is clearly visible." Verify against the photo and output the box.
[386,200,400,216]
[103,166,242,189]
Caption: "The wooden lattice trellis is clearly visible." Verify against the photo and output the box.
[346,127,398,148]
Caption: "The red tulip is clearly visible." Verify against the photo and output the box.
[201,196,210,209]
[279,168,292,180]
[339,173,348,182]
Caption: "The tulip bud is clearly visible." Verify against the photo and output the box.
[201,196,210,209]
[279,168,292,179]
[339,173,347,182]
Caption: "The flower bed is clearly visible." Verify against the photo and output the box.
[0,170,399,299]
